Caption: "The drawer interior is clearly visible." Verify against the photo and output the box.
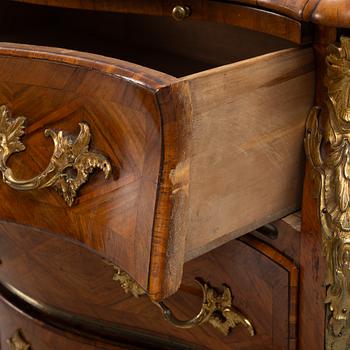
[0,0,295,77]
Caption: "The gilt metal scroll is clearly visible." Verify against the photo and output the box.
[305,36,350,349]
[107,261,254,337]
[0,105,112,206]
[7,329,31,350]
[155,279,255,336]
[106,260,146,298]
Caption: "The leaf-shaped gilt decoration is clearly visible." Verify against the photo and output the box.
[0,105,26,163]
[154,278,255,337]
[0,105,112,206]
[305,36,350,349]
[7,329,31,350]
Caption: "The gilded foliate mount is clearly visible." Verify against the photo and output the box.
[305,36,350,349]
[155,279,255,337]
[0,105,112,206]
[106,261,254,337]
[7,329,31,350]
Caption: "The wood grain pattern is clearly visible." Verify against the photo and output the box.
[257,0,350,28]
[0,40,312,300]
[0,43,193,300]
[221,0,350,28]
[149,82,192,299]
[0,220,299,349]
[239,235,299,349]
[0,293,195,350]
[0,43,176,292]
[0,301,126,350]
[183,47,315,260]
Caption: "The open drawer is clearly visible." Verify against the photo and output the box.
[0,3,314,300]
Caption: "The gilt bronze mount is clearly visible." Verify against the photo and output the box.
[0,105,112,206]
[305,36,350,349]
[154,279,255,336]
[105,260,146,298]
[107,261,254,337]
[7,329,31,350]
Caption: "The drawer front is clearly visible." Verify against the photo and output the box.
[0,268,198,350]
[0,304,120,350]
[183,47,314,260]
[0,298,136,350]
[0,44,177,290]
[0,217,299,350]
[176,234,299,350]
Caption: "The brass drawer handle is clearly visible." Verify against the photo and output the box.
[172,5,191,21]
[7,329,31,350]
[107,262,255,337]
[0,105,112,206]
[154,279,255,336]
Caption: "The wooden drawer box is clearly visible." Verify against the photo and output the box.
[0,2,314,299]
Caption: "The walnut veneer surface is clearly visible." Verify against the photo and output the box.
[0,216,301,350]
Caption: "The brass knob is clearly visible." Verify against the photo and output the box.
[172,5,191,21]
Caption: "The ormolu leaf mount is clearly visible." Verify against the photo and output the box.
[0,105,111,206]
[107,262,255,337]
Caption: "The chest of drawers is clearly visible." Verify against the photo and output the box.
[0,1,348,349]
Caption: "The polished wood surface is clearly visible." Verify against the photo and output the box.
[182,47,314,260]
[0,301,124,350]
[244,0,350,28]
[232,0,350,27]
[0,219,300,349]
[0,43,173,291]
[1,295,190,350]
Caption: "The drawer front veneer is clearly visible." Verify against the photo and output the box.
[0,294,192,350]
[0,44,180,293]
[0,220,299,349]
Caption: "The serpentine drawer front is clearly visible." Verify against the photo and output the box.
[0,2,314,301]
[1,293,192,350]
[0,216,300,349]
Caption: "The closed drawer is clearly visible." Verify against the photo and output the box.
[0,216,300,350]
[0,300,124,350]
[0,3,314,299]
[0,290,195,350]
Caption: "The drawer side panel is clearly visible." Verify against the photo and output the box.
[184,48,315,259]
